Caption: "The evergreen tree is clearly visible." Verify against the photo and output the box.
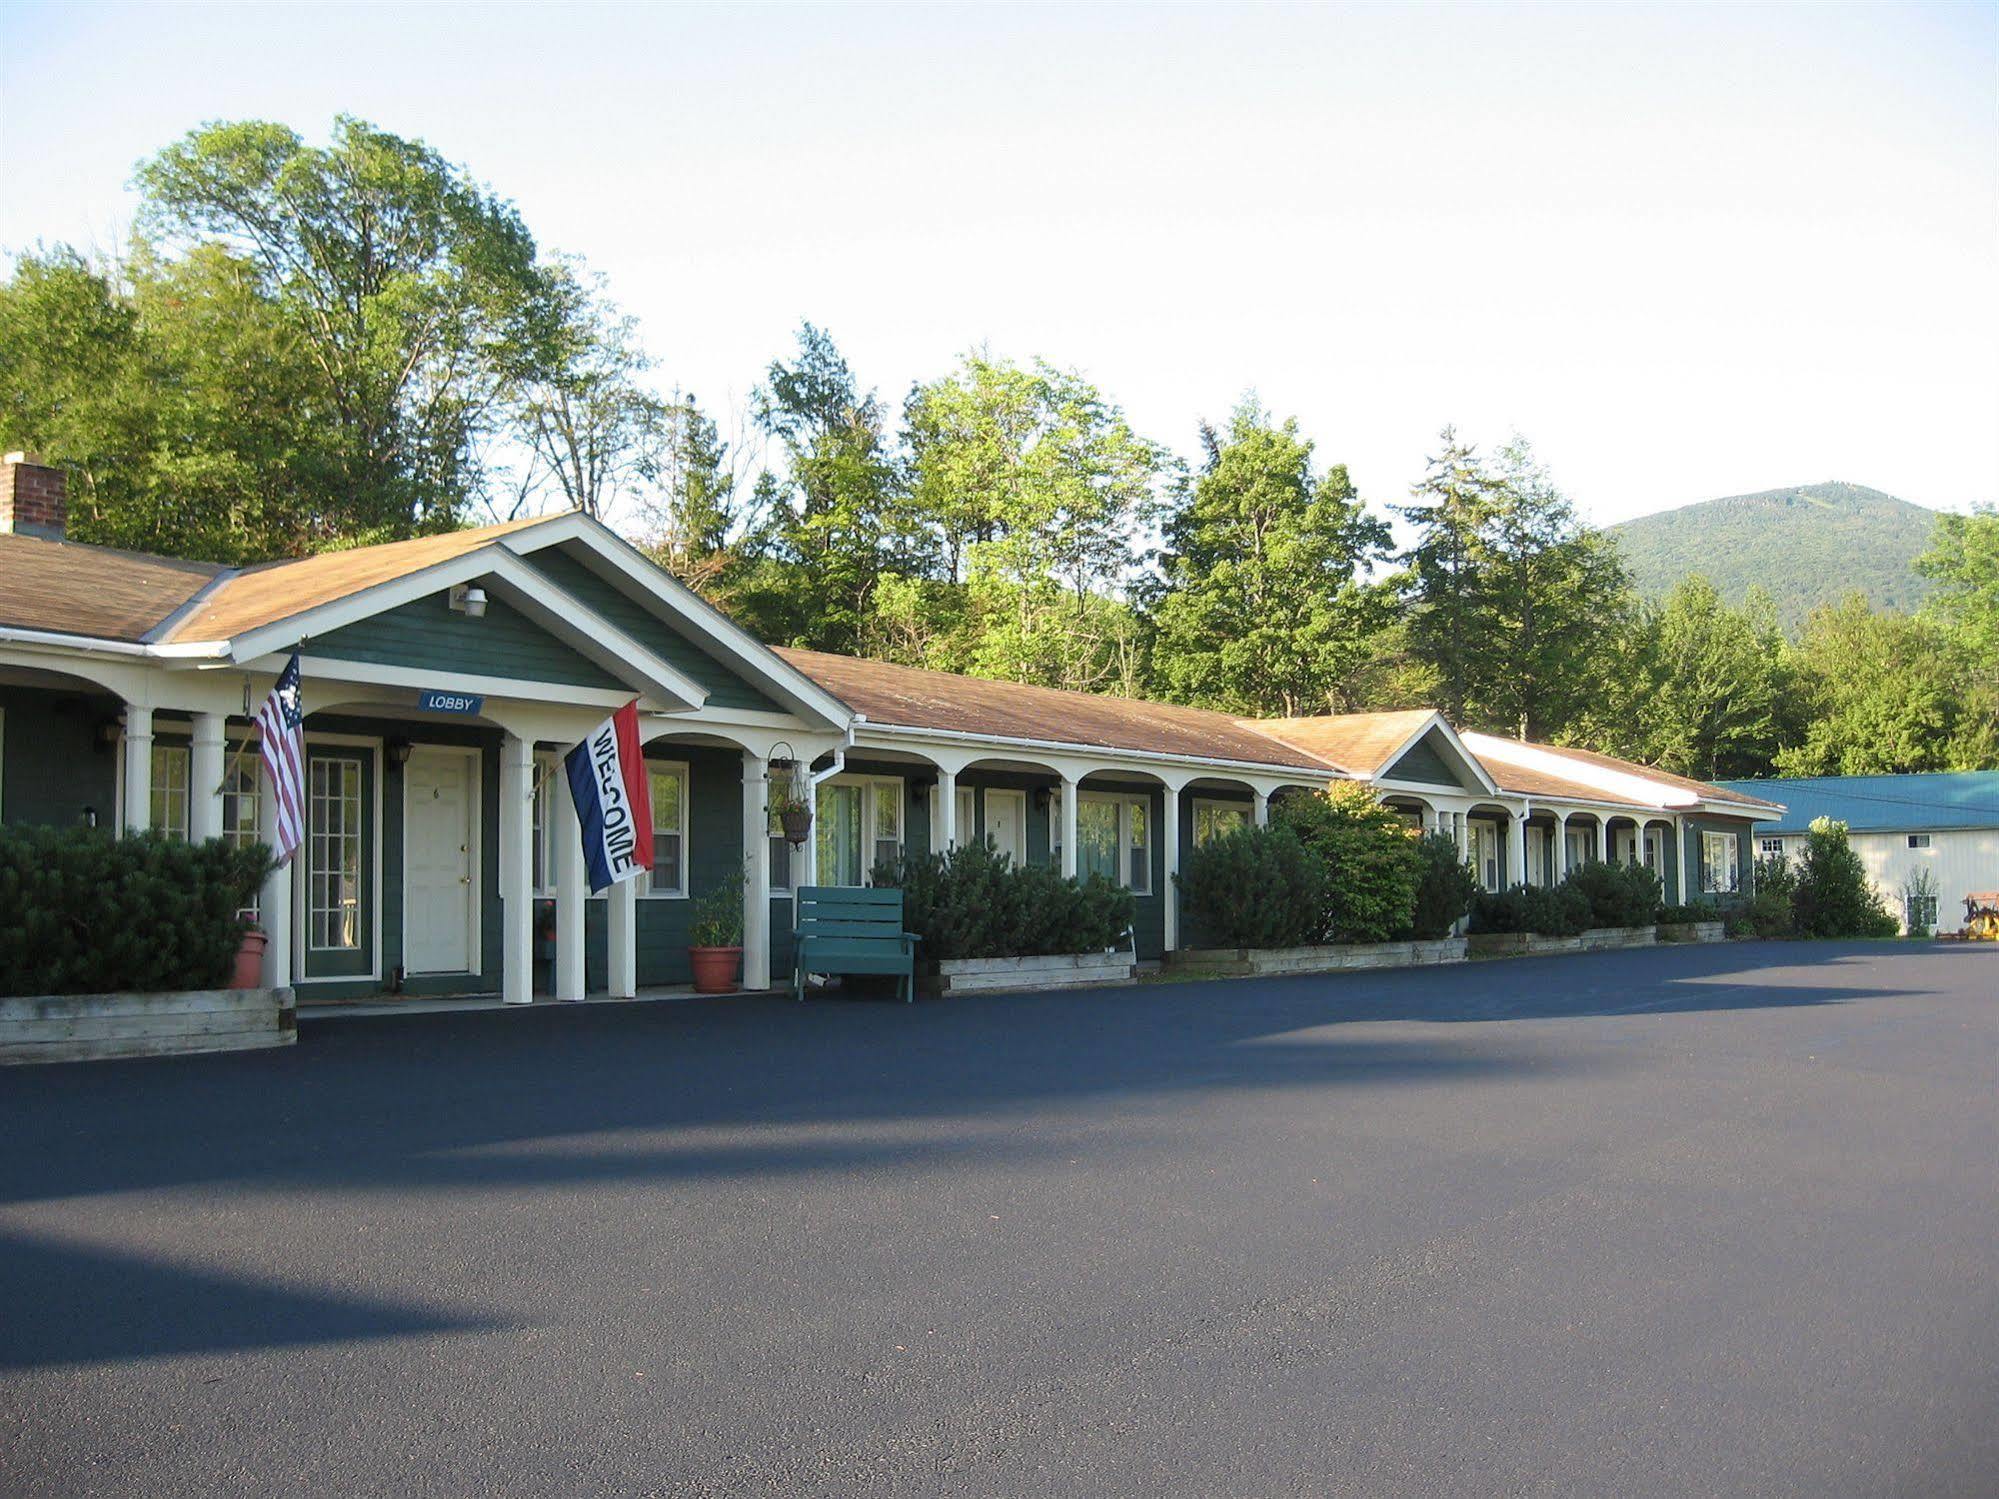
[1628,577,1796,780]
[1394,427,1500,725]
[1148,399,1396,716]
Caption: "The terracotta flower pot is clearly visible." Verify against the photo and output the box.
[689,945,743,994]
[231,928,269,989]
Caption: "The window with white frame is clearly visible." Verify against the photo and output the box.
[814,775,903,886]
[223,748,261,919]
[954,785,975,846]
[768,804,799,894]
[1700,831,1740,894]
[1759,837,1785,860]
[642,762,688,897]
[308,755,365,949]
[1192,798,1249,847]
[1078,791,1151,894]
[1906,833,1932,850]
[150,742,190,839]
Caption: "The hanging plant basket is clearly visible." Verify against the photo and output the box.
[779,804,813,845]
[768,748,813,845]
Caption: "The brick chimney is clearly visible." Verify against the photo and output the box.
[1,452,67,540]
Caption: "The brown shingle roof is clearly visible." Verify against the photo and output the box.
[1250,710,1438,777]
[0,533,222,642]
[1521,741,1785,810]
[164,513,561,643]
[774,648,1340,772]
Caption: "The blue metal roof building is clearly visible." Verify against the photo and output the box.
[1712,772,1999,835]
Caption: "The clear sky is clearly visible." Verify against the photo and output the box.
[2,1,1994,525]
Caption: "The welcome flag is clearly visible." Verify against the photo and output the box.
[563,701,655,893]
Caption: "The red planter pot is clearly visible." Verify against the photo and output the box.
[689,946,743,994]
[231,929,269,989]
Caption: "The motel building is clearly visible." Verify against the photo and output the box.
[0,454,1779,1003]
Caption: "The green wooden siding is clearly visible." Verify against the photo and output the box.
[1382,730,1463,788]
[0,686,117,828]
[312,588,627,689]
[528,550,782,713]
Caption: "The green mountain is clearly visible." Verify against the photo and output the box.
[1608,481,1940,632]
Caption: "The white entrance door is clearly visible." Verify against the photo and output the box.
[985,789,1027,867]
[405,749,476,973]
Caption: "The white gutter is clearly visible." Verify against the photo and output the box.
[851,718,1338,782]
[0,625,152,656]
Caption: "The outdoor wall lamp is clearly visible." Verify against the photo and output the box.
[449,583,488,619]
[80,806,97,828]
[387,738,414,766]
[95,719,121,750]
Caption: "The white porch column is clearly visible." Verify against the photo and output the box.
[1162,783,1182,952]
[256,748,292,990]
[937,767,958,852]
[553,753,587,1002]
[500,733,535,1005]
[606,879,637,1000]
[741,751,771,991]
[121,704,153,833]
[1252,788,1270,827]
[1510,804,1529,887]
[1554,812,1570,883]
[1058,774,1079,879]
[1454,810,1468,861]
[1595,817,1609,862]
[1670,815,1684,901]
[189,712,225,842]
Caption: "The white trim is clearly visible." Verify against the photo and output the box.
[400,744,483,977]
[853,720,1333,782]
[0,625,152,655]
[504,516,854,729]
[1370,713,1502,797]
[264,656,643,712]
[1700,830,1741,895]
[640,757,690,900]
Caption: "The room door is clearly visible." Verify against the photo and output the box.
[405,748,476,974]
[986,789,1027,867]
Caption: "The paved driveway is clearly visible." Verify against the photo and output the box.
[2,942,1994,1497]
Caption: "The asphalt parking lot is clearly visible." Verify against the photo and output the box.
[2,941,1994,1497]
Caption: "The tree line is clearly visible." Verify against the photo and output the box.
[2,117,1993,780]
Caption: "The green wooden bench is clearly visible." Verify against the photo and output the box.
[792,886,921,1003]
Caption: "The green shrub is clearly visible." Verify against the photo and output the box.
[1657,902,1712,925]
[688,863,745,947]
[873,839,1134,960]
[1176,823,1328,949]
[1410,831,1478,939]
[1274,783,1422,943]
[1792,818,1899,938]
[1470,882,1590,936]
[1560,858,1662,928]
[1742,855,1797,937]
[0,825,272,996]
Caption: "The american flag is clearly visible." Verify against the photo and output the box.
[256,653,305,865]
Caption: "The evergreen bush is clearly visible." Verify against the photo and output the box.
[1409,832,1478,939]
[1740,854,1797,937]
[1559,858,1663,928]
[1176,823,1327,949]
[873,840,1133,961]
[1274,783,1423,943]
[0,825,272,996]
[1470,882,1590,936]
[1791,818,1899,938]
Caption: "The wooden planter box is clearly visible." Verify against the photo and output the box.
[1469,926,1659,958]
[924,950,1137,996]
[1,987,296,1065]
[1165,938,1468,978]
[1656,921,1727,944]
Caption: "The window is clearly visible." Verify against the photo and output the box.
[531,755,554,895]
[1700,831,1740,895]
[1907,833,1932,850]
[223,749,261,919]
[1759,837,1785,859]
[1906,893,1938,932]
[642,762,688,897]
[1192,799,1249,847]
[954,786,975,847]
[150,743,190,839]
[814,776,903,886]
[768,804,799,894]
[308,755,365,949]
[1078,792,1151,894]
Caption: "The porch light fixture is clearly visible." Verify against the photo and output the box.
[387,737,414,766]
[449,583,488,619]
[95,719,121,750]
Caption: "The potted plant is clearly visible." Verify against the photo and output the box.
[771,787,813,846]
[230,925,268,988]
[687,872,745,993]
